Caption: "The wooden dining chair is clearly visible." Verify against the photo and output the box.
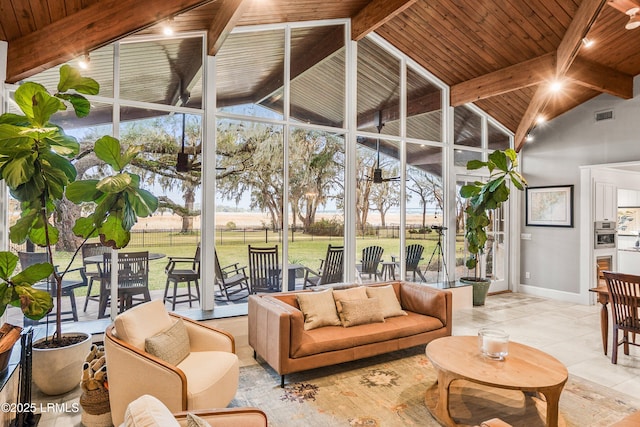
[82,242,111,312]
[98,251,151,319]
[248,245,280,294]
[303,244,344,289]
[603,271,640,364]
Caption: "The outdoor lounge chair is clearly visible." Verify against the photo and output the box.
[215,249,250,300]
[303,244,344,289]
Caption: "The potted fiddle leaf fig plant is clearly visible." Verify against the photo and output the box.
[0,64,158,394]
[459,149,527,306]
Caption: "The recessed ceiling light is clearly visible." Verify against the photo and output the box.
[536,115,546,124]
[526,134,534,142]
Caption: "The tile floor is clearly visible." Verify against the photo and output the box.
[29,292,640,426]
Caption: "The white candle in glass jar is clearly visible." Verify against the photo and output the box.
[484,336,503,354]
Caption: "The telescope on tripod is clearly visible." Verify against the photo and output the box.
[425,224,449,283]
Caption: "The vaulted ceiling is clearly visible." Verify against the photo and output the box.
[2,0,639,150]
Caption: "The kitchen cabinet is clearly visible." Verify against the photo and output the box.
[619,188,640,207]
[595,182,617,221]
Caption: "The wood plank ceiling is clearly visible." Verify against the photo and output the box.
[1,0,639,150]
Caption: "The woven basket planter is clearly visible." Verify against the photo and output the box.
[80,388,111,427]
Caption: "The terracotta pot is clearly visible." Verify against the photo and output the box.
[32,332,92,395]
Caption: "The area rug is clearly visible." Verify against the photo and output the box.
[230,347,640,427]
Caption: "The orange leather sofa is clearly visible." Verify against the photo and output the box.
[248,281,452,386]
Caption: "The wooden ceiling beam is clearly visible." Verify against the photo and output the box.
[6,0,216,83]
[567,57,634,99]
[351,0,417,41]
[556,0,608,76]
[514,0,607,151]
[207,0,248,56]
[450,53,555,106]
[514,86,547,152]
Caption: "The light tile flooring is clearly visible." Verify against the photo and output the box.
[31,292,640,426]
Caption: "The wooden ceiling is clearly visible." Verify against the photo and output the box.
[2,0,639,150]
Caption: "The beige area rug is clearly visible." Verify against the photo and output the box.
[231,347,640,427]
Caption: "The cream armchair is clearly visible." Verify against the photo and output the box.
[121,394,267,427]
[105,300,239,426]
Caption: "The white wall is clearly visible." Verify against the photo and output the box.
[519,76,640,301]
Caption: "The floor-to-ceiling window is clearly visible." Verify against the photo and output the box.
[3,18,518,319]
[4,33,206,322]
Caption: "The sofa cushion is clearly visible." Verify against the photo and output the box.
[145,318,190,365]
[123,394,180,427]
[333,286,368,322]
[366,285,407,318]
[292,311,444,358]
[177,351,239,409]
[340,298,384,327]
[296,289,341,330]
[114,300,174,350]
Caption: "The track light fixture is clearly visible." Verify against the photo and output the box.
[78,53,90,70]
[163,18,175,36]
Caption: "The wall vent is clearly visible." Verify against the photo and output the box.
[595,109,614,122]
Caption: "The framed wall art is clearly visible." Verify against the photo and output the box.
[525,185,574,227]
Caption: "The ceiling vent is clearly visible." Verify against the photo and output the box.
[595,109,614,122]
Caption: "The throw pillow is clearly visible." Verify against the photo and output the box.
[123,394,180,427]
[333,286,368,321]
[187,413,212,427]
[296,289,342,330]
[340,298,385,327]
[366,285,407,318]
[145,319,190,365]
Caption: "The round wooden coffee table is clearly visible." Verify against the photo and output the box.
[425,336,568,427]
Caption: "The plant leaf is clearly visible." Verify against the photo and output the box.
[29,222,59,247]
[14,284,53,321]
[99,215,130,249]
[94,135,123,171]
[73,215,99,239]
[126,187,158,217]
[466,160,486,170]
[9,209,38,244]
[14,82,49,121]
[13,263,53,285]
[32,91,64,127]
[2,151,36,188]
[97,173,132,193]
[488,150,508,172]
[56,93,91,118]
[0,252,18,281]
[57,64,100,95]
[66,179,102,203]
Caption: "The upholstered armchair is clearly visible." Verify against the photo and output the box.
[105,300,239,426]
[120,395,267,427]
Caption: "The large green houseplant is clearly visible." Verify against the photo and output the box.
[0,65,158,393]
[459,149,526,305]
